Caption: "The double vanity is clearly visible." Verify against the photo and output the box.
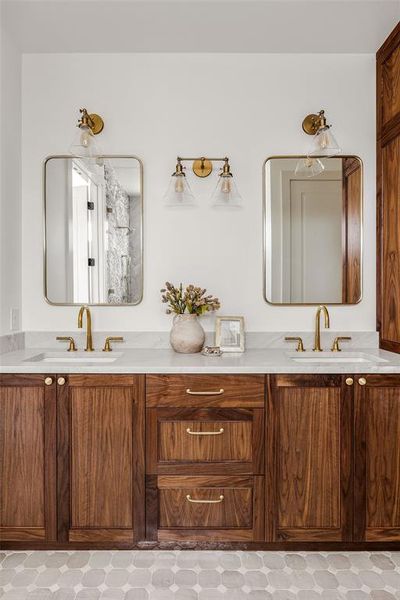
[1,305,400,551]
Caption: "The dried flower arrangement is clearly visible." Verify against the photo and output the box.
[160,282,221,316]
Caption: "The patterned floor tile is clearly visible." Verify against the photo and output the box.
[1,551,400,599]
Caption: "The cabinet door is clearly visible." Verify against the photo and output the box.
[0,374,56,542]
[58,374,145,545]
[267,375,353,542]
[354,375,400,541]
[377,23,400,352]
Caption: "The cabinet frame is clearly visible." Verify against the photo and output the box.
[266,374,353,542]
[57,374,145,546]
[0,374,57,543]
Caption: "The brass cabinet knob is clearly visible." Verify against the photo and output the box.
[345,377,354,386]
[57,377,66,386]
[44,377,53,386]
[358,377,367,386]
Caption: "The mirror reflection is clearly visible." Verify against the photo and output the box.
[44,156,143,305]
[264,156,362,305]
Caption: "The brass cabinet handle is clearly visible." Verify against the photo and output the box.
[44,377,53,386]
[186,427,224,436]
[285,336,305,352]
[103,336,124,352]
[358,377,367,386]
[345,377,354,386]
[186,494,224,504]
[186,388,224,396]
[56,336,77,352]
[57,377,66,386]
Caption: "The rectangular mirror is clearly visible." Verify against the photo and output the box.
[263,156,362,305]
[44,155,143,305]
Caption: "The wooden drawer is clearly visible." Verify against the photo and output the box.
[146,475,264,542]
[146,375,265,408]
[147,407,264,474]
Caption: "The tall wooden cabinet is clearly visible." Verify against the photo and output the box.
[0,375,57,542]
[57,375,145,545]
[377,22,400,352]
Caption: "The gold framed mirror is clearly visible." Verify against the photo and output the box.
[263,155,363,305]
[44,155,143,306]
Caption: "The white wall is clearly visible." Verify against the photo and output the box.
[0,17,22,334]
[21,53,375,332]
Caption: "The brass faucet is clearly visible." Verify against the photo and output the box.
[78,306,94,352]
[313,305,330,352]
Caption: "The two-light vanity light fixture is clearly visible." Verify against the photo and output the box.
[164,156,243,209]
[295,109,342,177]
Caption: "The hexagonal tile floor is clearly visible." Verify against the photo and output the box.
[1,551,400,599]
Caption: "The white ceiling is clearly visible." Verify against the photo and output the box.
[2,0,399,53]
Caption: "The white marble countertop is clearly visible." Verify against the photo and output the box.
[2,347,400,374]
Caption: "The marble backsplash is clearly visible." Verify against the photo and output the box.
[0,332,25,355]
[12,330,380,352]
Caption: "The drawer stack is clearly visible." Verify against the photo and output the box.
[145,374,265,542]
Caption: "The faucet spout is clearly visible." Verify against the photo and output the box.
[313,305,330,352]
[78,306,94,352]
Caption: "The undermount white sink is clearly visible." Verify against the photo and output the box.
[25,352,123,364]
[287,352,389,364]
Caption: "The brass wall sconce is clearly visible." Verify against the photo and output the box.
[301,109,341,157]
[164,156,243,208]
[69,108,104,158]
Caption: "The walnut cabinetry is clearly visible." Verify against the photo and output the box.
[58,375,145,545]
[377,22,400,351]
[354,375,400,542]
[0,375,56,542]
[2,371,400,550]
[266,375,353,542]
[146,375,265,542]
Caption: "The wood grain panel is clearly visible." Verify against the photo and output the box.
[70,386,133,528]
[151,475,264,542]
[68,374,136,387]
[159,421,252,462]
[366,388,400,529]
[342,157,362,303]
[277,387,341,528]
[69,529,134,543]
[147,407,264,474]
[159,488,252,528]
[382,40,400,125]
[1,528,46,541]
[146,374,264,407]
[267,375,353,543]
[381,136,400,344]
[377,22,400,352]
[0,386,45,528]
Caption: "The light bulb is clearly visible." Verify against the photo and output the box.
[175,174,185,193]
[164,172,197,207]
[221,176,232,193]
[79,126,93,149]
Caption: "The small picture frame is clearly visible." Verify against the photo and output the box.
[215,316,245,352]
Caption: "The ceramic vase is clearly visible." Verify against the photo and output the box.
[170,314,205,354]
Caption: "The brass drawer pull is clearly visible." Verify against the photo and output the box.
[186,388,224,396]
[186,427,224,436]
[186,494,224,504]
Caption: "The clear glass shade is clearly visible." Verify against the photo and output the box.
[211,174,243,208]
[164,173,197,207]
[69,124,101,158]
[295,157,325,178]
[308,126,341,157]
